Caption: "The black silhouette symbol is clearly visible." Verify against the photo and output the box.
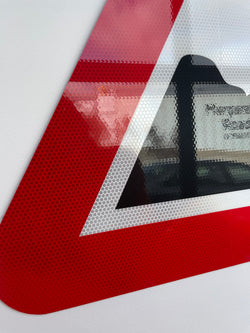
[117,55,250,208]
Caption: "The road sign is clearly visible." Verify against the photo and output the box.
[0,0,249,315]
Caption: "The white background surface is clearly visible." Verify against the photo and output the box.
[0,0,249,332]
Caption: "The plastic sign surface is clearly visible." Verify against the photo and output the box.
[0,0,250,315]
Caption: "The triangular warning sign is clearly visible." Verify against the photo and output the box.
[1,0,250,316]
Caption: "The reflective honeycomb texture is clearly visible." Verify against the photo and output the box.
[0,0,250,316]
[118,55,250,208]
